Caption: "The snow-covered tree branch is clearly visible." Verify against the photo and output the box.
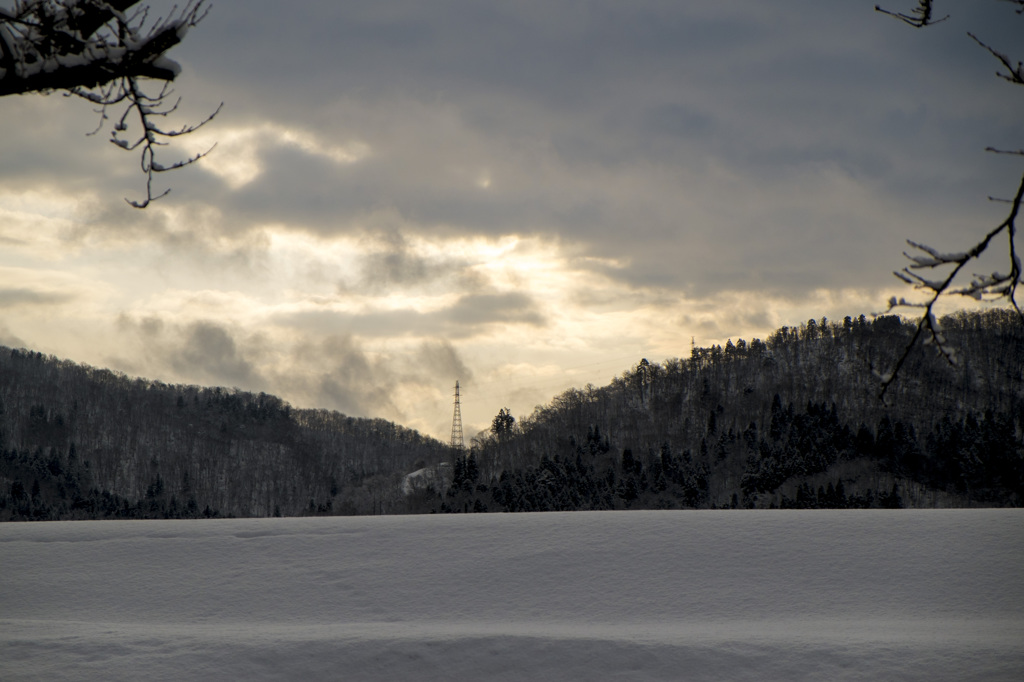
[875,0,1023,397]
[0,0,219,207]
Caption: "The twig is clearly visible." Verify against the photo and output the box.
[968,32,1024,85]
[875,0,949,28]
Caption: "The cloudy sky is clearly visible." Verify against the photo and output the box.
[1,0,1020,440]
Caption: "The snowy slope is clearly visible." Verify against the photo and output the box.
[2,510,1022,681]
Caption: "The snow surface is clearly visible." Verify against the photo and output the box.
[2,510,1022,681]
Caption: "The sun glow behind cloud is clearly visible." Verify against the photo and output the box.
[184,123,371,189]
[0,178,982,440]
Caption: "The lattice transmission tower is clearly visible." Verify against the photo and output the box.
[450,380,464,450]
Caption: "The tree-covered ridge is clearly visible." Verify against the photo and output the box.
[2,309,1021,520]
[441,311,1023,512]
[0,349,449,520]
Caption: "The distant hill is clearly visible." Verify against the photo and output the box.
[0,350,449,520]
[3,309,1022,520]
[441,310,1024,512]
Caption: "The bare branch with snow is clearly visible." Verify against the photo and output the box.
[0,0,219,207]
[877,1,1023,398]
[881,173,1024,398]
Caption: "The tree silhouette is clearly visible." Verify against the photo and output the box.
[491,407,515,439]
[0,0,219,207]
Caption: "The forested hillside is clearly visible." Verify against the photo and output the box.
[0,352,449,520]
[442,311,1024,512]
[2,310,1022,520]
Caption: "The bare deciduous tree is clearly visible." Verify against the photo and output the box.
[875,0,1023,396]
[0,0,219,207]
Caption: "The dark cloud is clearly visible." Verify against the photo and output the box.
[276,290,545,339]
[3,0,1019,302]
[415,340,474,385]
[0,324,27,348]
[302,334,400,418]
[169,322,260,389]
[111,312,475,423]
[343,228,484,294]
[0,288,75,308]
[114,315,400,417]
[643,103,715,140]
[116,315,262,390]
[447,293,546,327]
[360,231,438,289]
[177,0,1012,298]
[287,336,475,420]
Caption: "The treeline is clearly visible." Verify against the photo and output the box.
[1,442,223,521]
[437,310,1024,512]
[3,309,1022,520]
[0,349,449,520]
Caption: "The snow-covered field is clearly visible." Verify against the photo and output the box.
[2,510,1022,681]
